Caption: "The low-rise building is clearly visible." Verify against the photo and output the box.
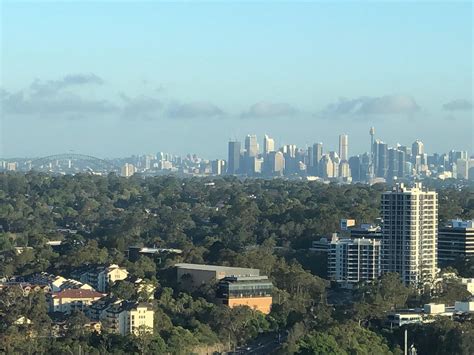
[424,303,446,315]
[175,263,260,289]
[89,298,154,336]
[50,289,105,314]
[438,220,474,266]
[75,264,129,292]
[461,278,474,295]
[455,300,474,313]
[387,313,423,327]
[217,276,273,314]
[128,246,182,262]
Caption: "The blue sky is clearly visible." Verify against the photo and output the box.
[1,1,472,158]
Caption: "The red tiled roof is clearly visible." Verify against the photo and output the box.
[52,289,104,299]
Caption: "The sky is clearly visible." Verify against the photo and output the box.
[1,0,472,159]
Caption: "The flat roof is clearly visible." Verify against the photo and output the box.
[175,263,259,273]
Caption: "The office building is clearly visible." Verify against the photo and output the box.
[339,160,351,179]
[348,156,361,182]
[263,134,275,155]
[412,140,424,157]
[175,263,260,289]
[227,141,241,174]
[245,135,259,157]
[456,159,469,179]
[211,159,225,175]
[449,150,468,165]
[217,276,273,314]
[320,155,335,179]
[339,134,349,161]
[438,220,474,266]
[312,143,323,176]
[381,183,438,286]
[374,140,388,179]
[328,238,382,288]
[267,151,285,176]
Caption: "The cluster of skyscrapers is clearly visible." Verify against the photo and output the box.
[227,128,472,182]
[227,133,352,179]
[1,127,471,181]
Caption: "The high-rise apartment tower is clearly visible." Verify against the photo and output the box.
[381,183,438,286]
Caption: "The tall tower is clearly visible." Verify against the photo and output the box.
[263,134,275,155]
[227,141,241,174]
[369,127,375,178]
[339,134,349,161]
[381,183,438,286]
[245,135,259,157]
[411,140,424,157]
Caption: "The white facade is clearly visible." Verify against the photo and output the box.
[328,238,381,287]
[121,163,136,177]
[339,134,349,161]
[263,134,275,154]
[382,183,438,286]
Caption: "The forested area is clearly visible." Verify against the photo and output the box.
[0,172,473,354]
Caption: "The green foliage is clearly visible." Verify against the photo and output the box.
[351,273,412,324]
[401,319,474,355]
[0,173,472,354]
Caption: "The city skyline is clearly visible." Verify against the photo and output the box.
[1,1,472,158]
[1,128,471,160]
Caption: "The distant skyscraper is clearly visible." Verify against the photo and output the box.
[268,151,285,176]
[456,159,469,179]
[374,140,388,179]
[320,155,335,178]
[263,134,275,155]
[348,156,361,182]
[212,159,225,175]
[382,183,438,286]
[387,148,399,181]
[369,127,375,178]
[449,150,468,165]
[412,140,424,157]
[121,163,136,177]
[245,135,259,157]
[227,141,241,174]
[310,143,323,176]
[339,160,351,179]
[339,134,349,161]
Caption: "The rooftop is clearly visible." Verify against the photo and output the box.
[52,289,105,299]
[175,263,259,274]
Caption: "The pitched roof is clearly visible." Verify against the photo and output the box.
[52,289,104,299]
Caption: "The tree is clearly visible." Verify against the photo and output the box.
[110,281,136,301]
[297,332,345,355]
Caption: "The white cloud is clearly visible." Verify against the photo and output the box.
[321,95,420,117]
[442,99,472,111]
[241,101,299,118]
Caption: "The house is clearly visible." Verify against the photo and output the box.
[50,289,105,314]
[28,272,93,292]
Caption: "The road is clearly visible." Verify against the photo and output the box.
[232,331,287,355]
